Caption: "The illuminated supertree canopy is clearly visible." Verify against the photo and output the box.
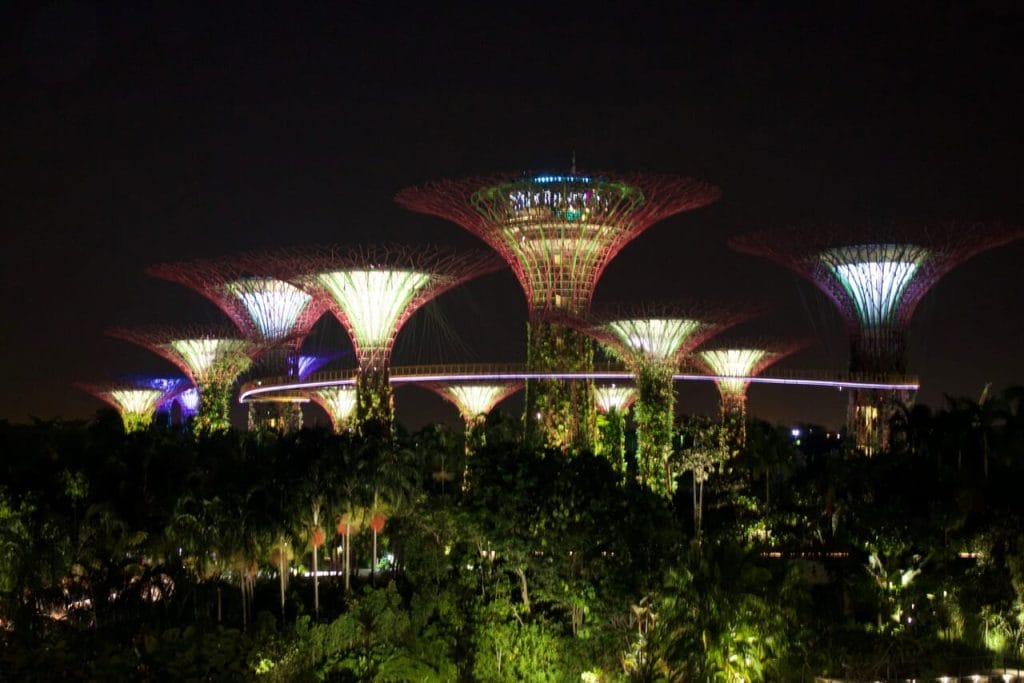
[310,386,357,432]
[729,222,1023,454]
[108,326,257,432]
[272,244,502,432]
[728,222,1024,375]
[594,384,637,477]
[147,257,327,347]
[594,385,638,415]
[424,381,523,465]
[586,304,749,495]
[396,171,720,316]
[397,170,719,453]
[693,339,809,449]
[76,382,167,432]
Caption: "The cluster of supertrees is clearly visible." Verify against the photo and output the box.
[80,168,1022,494]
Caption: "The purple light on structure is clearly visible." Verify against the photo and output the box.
[239,372,919,402]
[297,353,343,380]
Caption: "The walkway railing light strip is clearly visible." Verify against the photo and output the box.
[239,365,919,403]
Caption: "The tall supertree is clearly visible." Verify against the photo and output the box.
[692,339,809,451]
[587,305,744,496]
[309,386,358,432]
[76,379,184,432]
[273,244,502,434]
[147,256,328,431]
[424,381,523,454]
[593,384,637,477]
[729,222,1023,453]
[396,170,720,452]
[108,326,257,432]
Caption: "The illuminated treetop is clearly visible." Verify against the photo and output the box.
[147,257,327,345]
[108,326,257,386]
[589,304,749,370]
[729,222,1023,332]
[694,339,809,395]
[272,244,503,368]
[594,385,638,414]
[76,381,166,428]
[311,386,357,430]
[424,382,523,424]
[396,171,720,316]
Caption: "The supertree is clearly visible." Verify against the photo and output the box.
[593,384,637,477]
[396,170,720,452]
[587,304,745,496]
[108,326,258,432]
[76,378,184,432]
[147,256,328,431]
[691,338,809,451]
[729,221,1023,453]
[424,381,523,454]
[271,244,502,434]
[310,386,358,432]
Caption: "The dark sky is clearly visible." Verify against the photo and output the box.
[2,1,1022,430]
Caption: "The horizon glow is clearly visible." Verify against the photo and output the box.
[226,278,313,340]
[822,245,929,326]
[316,269,432,357]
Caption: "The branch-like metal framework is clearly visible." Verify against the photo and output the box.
[692,338,810,449]
[147,257,328,347]
[583,303,754,495]
[594,385,638,414]
[108,326,257,432]
[424,381,523,425]
[396,171,720,317]
[730,222,1023,454]
[728,222,1023,374]
[264,244,502,432]
[76,382,167,432]
[310,386,358,432]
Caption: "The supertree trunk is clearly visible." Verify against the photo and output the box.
[634,364,676,496]
[524,319,596,452]
[356,366,394,437]
[195,379,233,432]
[719,391,748,454]
[597,408,627,477]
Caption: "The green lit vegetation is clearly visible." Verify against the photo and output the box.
[524,319,596,452]
[3,386,1024,680]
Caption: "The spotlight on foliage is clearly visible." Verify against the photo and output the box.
[397,169,720,452]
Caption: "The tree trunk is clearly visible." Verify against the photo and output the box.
[516,566,530,614]
[312,543,319,619]
[344,530,351,593]
[279,537,287,620]
[240,574,247,631]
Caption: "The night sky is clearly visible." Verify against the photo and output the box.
[2,1,1022,431]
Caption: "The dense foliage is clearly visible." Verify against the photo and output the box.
[2,387,1024,681]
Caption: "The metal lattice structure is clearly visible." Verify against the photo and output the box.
[396,171,720,316]
[692,338,809,448]
[76,381,174,432]
[310,386,358,432]
[147,257,327,348]
[585,303,751,495]
[397,170,719,452]
[107,326,257,432]
[594,384,638,476]
[423,381,524,475]
[268,244,503,432]
[729,222,1023,453]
